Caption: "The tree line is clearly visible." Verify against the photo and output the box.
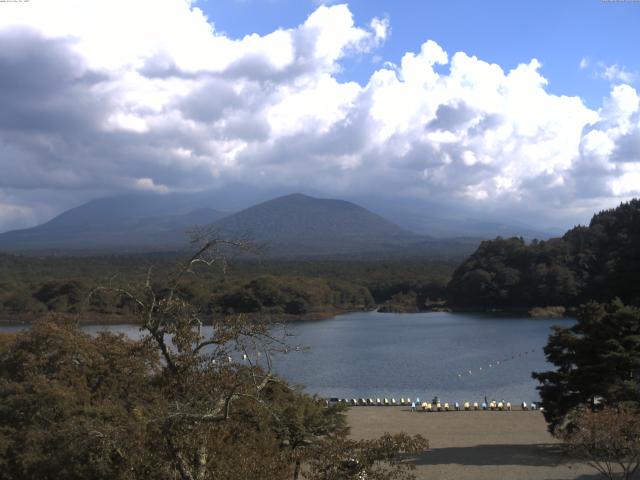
[0,255,453,321]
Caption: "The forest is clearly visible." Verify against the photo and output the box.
[447,199,640,310]
[0,254,452,322]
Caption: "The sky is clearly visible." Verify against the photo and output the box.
[0,0,639,233]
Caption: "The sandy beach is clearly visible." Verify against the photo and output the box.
[347,407,601,480]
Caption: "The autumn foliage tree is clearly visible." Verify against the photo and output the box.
[307,433,428,480]
[0,319,161,480]
[562,406,640,480]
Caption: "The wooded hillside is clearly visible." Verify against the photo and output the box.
[447,199,640,309]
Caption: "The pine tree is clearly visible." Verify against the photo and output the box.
[533,299,640,433]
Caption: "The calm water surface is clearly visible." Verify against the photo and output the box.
[3,311,571,403]
[270,311,572,403]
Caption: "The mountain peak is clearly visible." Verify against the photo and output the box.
[206,193,420,256]
[278,193,313,200]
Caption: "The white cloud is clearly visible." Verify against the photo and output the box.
[134,177,170,193]
[0,202,37,231]
[370,17,390,43]
[581,60,639,85]
[0,1,639,231]
[600,63,637,84]
[610,164,640,196]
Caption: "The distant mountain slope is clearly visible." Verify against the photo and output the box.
[0,202,228,252]
[36,185,284,228]
[210,193,423,256]
[348,197,560,240]
[0,191,483,259]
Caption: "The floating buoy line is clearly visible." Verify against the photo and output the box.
[455,348,538,380]
[219,346,540,379]
[322,347,545,408]
[216,346,544,410]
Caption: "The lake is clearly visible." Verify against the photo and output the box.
[1,311,571,404]
[271,311,571,403]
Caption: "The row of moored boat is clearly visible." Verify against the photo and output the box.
[327,397,542,411]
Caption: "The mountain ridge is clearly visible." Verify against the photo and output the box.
[0,191,513,259]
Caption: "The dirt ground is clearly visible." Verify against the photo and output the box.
[346,407,604,480]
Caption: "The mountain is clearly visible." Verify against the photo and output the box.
[0,192,482,259]
[347,196,561,240]
[0,194,228,252]
[3,181,567,238]
[209,193,423,257]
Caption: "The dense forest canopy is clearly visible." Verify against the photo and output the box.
[447,199,640,309]
[0,255,453,321]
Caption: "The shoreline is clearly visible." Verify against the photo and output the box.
[0,308,372,326]
[0,304,571,326]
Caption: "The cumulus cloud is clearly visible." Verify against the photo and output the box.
[576,85,640,197]
[0,1,639,232]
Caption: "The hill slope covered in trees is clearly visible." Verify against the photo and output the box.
[447,199,640,309]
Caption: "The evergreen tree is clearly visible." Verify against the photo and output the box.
[533,300,640,433]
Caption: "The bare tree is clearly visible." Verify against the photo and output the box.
[307,433,429,480]
[562,405,640,480]
[91,232,292,480]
